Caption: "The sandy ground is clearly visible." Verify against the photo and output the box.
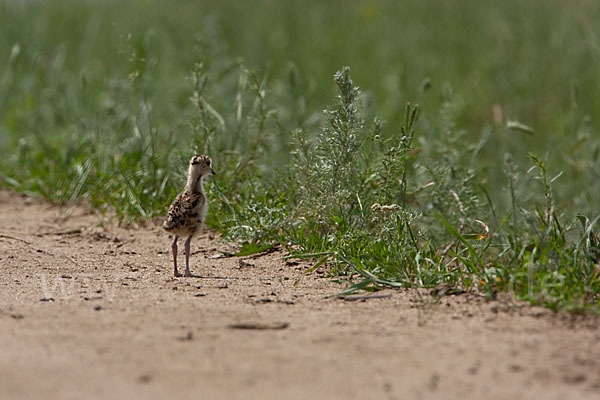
[1,190,599,400]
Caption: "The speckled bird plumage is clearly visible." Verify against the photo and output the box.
[163,154,215,277]
[163,190,206,237]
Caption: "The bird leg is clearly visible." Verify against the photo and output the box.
[184,236,200,278]
[183,236,197,277]
[172,236,182,277]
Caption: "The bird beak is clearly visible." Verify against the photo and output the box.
[210,168,216,176]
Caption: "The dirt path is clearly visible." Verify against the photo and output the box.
[1,191,599,400]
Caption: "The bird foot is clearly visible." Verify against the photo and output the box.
[174,270,183,278]
[184,271,200,278]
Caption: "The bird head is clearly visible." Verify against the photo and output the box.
[188,154,216,180]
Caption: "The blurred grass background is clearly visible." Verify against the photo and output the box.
[1,0,599,202]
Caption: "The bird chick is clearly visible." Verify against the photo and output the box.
[163,155,215,277]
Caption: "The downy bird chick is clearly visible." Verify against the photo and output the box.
[163,155,215,277]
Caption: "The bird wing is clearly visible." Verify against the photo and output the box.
[163,191,205,232]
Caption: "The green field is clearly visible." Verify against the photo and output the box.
[1,0,599,312]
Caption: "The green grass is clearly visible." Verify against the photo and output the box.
[0,0,599,313]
